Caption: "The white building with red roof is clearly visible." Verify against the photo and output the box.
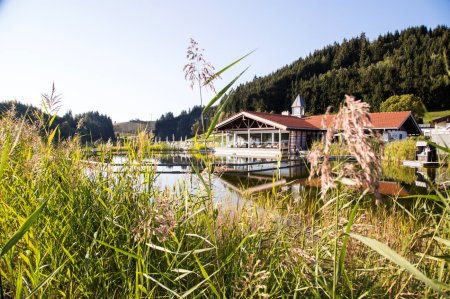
[214,96,421,157]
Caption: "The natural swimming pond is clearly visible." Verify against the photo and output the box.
[99,153,449,203]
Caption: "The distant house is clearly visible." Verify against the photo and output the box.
[432,115,450,131]
[421,114,450,151]
[214,95,421,157]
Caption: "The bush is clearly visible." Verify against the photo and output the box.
[383,138,416,162]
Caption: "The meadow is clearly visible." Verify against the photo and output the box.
[423,110,450,124]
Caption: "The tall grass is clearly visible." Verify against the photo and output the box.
[1,107,450,297]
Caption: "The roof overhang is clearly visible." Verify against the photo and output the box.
[398,113,422,135]
[215,111,422,135]
[215,112,288,131]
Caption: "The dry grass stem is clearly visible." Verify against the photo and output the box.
[308,95,383,201]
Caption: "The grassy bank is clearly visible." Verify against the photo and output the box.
[1,111,450,297]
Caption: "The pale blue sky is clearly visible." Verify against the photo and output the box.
[0,0,449,122]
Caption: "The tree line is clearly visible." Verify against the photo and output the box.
[223,25,449,116]
[0,101,115,143]
[154,106,206,140]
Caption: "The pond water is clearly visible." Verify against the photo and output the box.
[104,153,449,202]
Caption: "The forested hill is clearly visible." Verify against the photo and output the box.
[223,25,450,116]
[0,101,115,143]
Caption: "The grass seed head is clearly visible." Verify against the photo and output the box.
[308,95,382,201]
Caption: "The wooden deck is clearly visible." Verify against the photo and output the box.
[213,147,286,158]
[402,160,445,168]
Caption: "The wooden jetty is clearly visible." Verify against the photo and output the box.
[402,160,444,168]
[80,154,356,174]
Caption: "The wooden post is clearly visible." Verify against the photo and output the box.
[248,129,250,148]
[278,129,281,149]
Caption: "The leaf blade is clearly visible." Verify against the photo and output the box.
[203,66,249,112]
[0,197,49,256]
[96,240,143,260]
[350,233,449,296]
[204,50,255,86]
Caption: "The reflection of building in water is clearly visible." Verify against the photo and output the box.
[219,172,413,198]
[214,156,309,176]
[215,156,448,198]
[290,177,410,197]
[219,173,286,195]
[218,163,415,198]
[217,161,310,196]
[415,141,438,163]
[286,161,309,177]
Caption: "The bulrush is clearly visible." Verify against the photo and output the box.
[308,95,383,202]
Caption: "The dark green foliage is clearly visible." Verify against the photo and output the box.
[222,26,450,116]
[380,94,426,120]
[0,101,115,143]
[74,111,115,143]
[155,106,207,139]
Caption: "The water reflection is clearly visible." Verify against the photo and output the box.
[104,154,448,200]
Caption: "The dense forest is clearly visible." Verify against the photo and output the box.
[154,106,204,140]
[223,25,450,116]
[0,101,115,143]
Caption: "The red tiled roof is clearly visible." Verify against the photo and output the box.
[244,111,321,130]
[365,111,413,129]
[244,111,413,130]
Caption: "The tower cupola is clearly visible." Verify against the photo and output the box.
[291,95,306,117]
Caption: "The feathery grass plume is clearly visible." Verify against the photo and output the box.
[183,38,220,136]
[132,188,177,242]
[75,115,86,131]
[183,38,218,93]
[41,82,62,114]
[235,255,270,298]
[308,95,383,202]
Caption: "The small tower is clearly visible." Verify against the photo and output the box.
[291,95,306,117]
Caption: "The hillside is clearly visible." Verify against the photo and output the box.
[0,101,115,143]
[154,106,203,140]
[222,25,450,116]
[114,120,155,136]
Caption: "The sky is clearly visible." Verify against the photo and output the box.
[0,1,449,122]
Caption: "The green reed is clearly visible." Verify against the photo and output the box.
[1,65,449,297]
[0,113,448,297]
